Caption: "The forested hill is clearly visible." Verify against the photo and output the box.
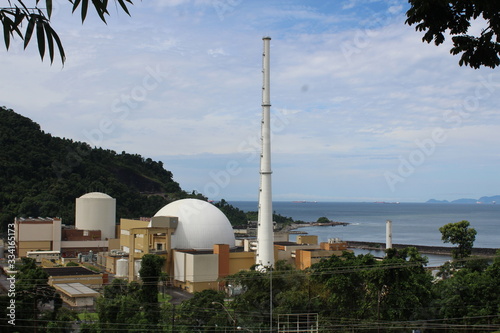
[0,107,202,231]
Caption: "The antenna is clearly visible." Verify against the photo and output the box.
[256,36,274,269]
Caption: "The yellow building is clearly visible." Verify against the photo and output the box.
[115,199,255,292]
[120,216,177,281]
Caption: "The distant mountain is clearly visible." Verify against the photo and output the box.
[0,107,205,231]
[426,199,449,203]
[477,195,500,204]
[451,198,478,204]
[426,195,500,204]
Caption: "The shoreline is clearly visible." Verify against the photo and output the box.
[347,241,498,257]
[282,222,499,257]
[281,221,349,233]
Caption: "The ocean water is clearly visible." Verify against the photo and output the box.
[228,201,500,250]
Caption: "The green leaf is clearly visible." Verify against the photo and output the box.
[72,0,82,14]
[48,24,66,64]
[44,21,55,63]
[46,0,53,19]
[116,0,133,16]
[2,15,12,50]
[4,9,24,39]
[81,0,89,22]
[36,18,46,59]
[23,15,36,49]
[91,0,108,23]
[13,7,25,27]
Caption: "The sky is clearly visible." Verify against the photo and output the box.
[2,0,500,203]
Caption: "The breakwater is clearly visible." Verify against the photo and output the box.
[286,221,350,234]
[347,241,498,257]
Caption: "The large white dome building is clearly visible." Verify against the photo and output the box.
[154,199,235,250]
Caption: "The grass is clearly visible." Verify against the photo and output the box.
[77,312,99,321]
[158,292,172,303]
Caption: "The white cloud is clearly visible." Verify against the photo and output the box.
[1,0,499,202]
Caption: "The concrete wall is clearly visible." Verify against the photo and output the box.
[296,235,318,245]
[75,296,95,307]
[62,229,102,241]
[186,253,218,283]
[229,251,255,275]
[61,240,108,248]
[175,280,221,293]
[17,223,53,241]
[174,251,186,282]
[276,244,319,265]
[15,218,62,256]
[119,219,150,252]
[17,241,52,257]
[295,249,345,270]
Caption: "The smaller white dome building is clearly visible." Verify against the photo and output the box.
[75,192,116,240]
[154,199,235,250]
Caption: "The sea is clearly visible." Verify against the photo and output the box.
[228,201,500,266]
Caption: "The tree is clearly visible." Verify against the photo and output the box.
[405,0,500,69]
[309,250,433,329]
[439,220,477,260]
[176,289,227,332]
[227,261,324,331]
[311,252,378,320]
[215,199,248,226]
[138,254,165,325]
[316,216,330,224]
[0,258,68,333]
[432,251,500,328]
[95,279,146,333]
[0,0,134,64]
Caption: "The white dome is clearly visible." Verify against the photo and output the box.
[75,192,116,240]
[79,192,113,199]
[154,199,235,250]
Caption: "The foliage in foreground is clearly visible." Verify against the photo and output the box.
[5,249,499,332]
[0,258,78,332]
[0,0,135,64]
[406,0,500,69]
[223,249,500,332]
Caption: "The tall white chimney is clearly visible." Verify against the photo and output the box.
[256,36,274,268]
[386,220,393,249]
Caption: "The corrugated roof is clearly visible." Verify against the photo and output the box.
[54,283,99,297]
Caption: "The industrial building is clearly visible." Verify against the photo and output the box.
[14,192,119,258]
[13,191,351,295]
[53,283,100,308]
[111,199,255,293]
[96,198,349,293]
[43,266,104,289]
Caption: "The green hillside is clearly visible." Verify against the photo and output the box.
[0,106,204,231]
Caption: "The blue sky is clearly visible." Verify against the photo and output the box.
[2,0,500,203]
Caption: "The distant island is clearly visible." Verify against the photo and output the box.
[426,195,500,204]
